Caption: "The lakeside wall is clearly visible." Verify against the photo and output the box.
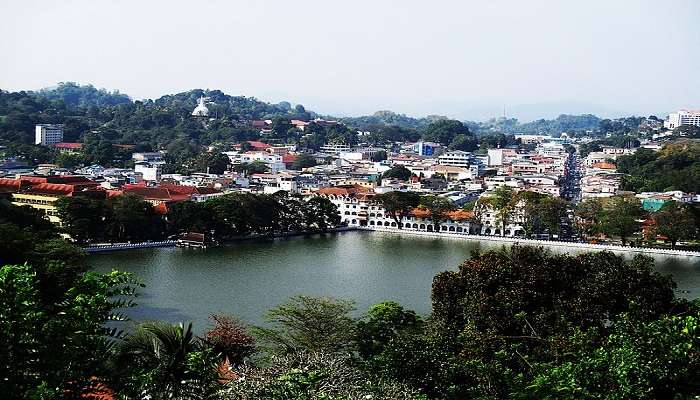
[85,240,177,253]
[360,226,700,258]
[83,227,357,253]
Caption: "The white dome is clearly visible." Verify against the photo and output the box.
[192,96,210,117]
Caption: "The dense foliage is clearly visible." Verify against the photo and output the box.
[618,141,700,193]
[56,191,341,243]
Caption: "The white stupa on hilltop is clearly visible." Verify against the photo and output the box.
[191,96,210,117]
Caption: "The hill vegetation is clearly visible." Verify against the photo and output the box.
[617,141,700,193]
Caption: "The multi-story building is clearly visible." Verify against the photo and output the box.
[314,185,374,226]
[223,151,286,173]
[320,144,351,154]
[8,176,101,224]
[35,124,64,146]
[438,150,473,168]
[664,109,700,129]
[412,141,440,156]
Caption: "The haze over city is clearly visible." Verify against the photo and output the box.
[1,0,698,120]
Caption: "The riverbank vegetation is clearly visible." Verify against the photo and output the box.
[575,194,699,249]
[54,191,340,244]
[1,214,698,400]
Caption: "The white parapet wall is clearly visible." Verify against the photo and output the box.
[360,226,700,258]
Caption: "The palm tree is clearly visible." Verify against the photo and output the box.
[111,321,219,399]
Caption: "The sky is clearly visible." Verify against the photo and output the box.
[1,0,698,121]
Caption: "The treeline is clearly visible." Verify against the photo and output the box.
[617,141,700,193]
[2,233,698,399]
[0,83,315,166]
[55,192,341,243]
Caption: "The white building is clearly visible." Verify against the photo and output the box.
[320,144,351,154]
[35,124,64,146]
[132,152,166,164]
[438,150,473,168]
[223,151,286,173]
[134,162,161,181]
[487,148,517,166]
[264,172,300,194]
[664,109,700,129]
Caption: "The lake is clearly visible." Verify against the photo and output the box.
[90,231,700,330]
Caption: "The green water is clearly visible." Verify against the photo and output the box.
[90,231,700,329]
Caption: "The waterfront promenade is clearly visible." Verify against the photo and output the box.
[361,226,700,258]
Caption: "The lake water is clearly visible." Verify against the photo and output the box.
[90,231,700,330]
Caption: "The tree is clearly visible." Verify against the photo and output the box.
[575,198,604,240]
[519,192,568,237]
[193,151,230,174]
[371,150,388,162]
[527,312,699,399]
[0,264,139,399]
[105,194,164,241]
[291,153,316,170]
[55,196,106,243]
[600,195,645,245]
[356,301,422,359]
[652,201,697,249]
[166,200,215,234]
[449,134,478,152]
[433,246,675,335]
[252,295,357,354]
[382,165,412,181]
[429,246,679,398]
[233,161,269,175]
[374,191,421,229]
[304,196,341,230]
[419,195,456,227]
[480,186,518,236]
[422,119,470,146]
[204,314,255,365]
[221,352,419,400]
[111,321,220,399]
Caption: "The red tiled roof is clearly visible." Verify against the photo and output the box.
[0,178,22,191]
[316,185,372,196]
[592,162,616,170]
[282,154,298,164]
[54,142,83,149]
[123,186,184,201]
[24,183,76,196]
[251,120,270,129]
[247,141,271,149]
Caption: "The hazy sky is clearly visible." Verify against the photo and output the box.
[1,0,698,120]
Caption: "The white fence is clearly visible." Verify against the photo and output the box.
[360,226,700,258]
[85,240,177,253]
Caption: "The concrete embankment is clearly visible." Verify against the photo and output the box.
[361,227,700,258]
[84,240,177,253]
